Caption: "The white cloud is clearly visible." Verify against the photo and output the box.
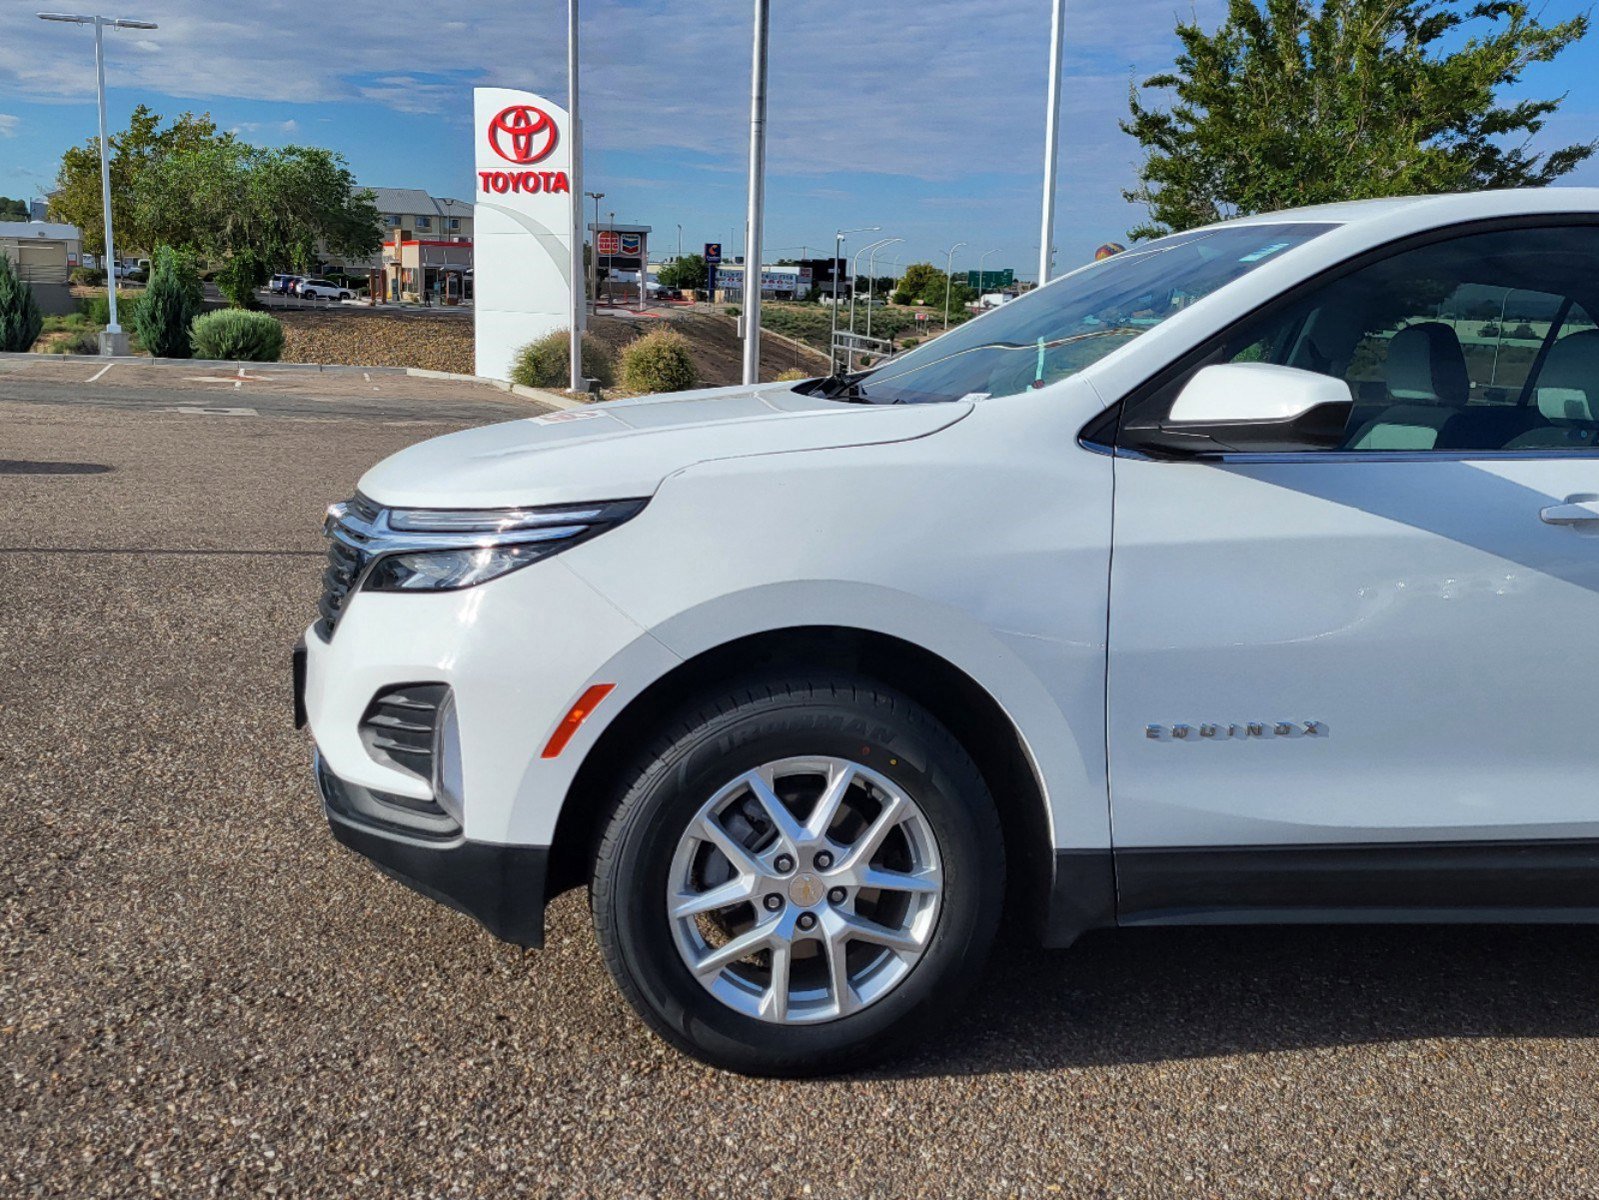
[0,114,18,138]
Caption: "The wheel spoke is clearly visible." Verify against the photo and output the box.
[763,942,792,1021]
[743,770,809,849]
[697,814,764,879]
[823,924,858,1018]
[671,874,756,920]
[840,792,906,869]
[837,910,924,955]
[804,761,858,840]
[693,924,771,976]
[857,865,941,895]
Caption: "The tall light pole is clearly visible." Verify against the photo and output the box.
[38,11,157,355]
[977,247,1000,295]
[943,241,966,330]
[741,0,770,385]
[566,0,584,392]
[829,224,880,373]
[1038,0,1065,285]
[849,236,895,336]
[585,190,603,315]
[676,223,683,259]
[863,237,902,341]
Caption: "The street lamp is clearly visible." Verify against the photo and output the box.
[38,11,157,355]
[863,238,902,342]
[977,247,1000,295]
[585,190,604,314]
[943,242,967,330]
[676,223,683,260]
[829,224,880,373]
[848,236,896,338]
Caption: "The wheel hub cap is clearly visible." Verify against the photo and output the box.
[666,756,944,1025]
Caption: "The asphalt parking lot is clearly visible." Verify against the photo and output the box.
[5,356,1599,1198]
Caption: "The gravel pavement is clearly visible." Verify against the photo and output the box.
[4,361,1599,1198]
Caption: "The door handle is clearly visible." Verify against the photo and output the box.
[1540,497,1599,525]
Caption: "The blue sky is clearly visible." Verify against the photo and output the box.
[2,0,1597,280]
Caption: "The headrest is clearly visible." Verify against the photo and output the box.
[1537,329,1599,423]
[1386,322,1469,406]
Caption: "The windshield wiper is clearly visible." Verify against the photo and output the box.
[813,371,874,403]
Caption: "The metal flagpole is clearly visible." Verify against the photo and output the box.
[741,0,770,385]
[567,0,584,392]
[1038,0,1065,285]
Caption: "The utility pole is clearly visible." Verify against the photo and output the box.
[567,0,584,392]
[943,242,966,330]
[740,0,770,385]
[38,10,158,355]
[1038,0,1065,285]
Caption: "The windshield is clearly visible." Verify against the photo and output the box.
[843,222,1337,404]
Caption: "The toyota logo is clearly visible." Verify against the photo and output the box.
[487,105,558,165]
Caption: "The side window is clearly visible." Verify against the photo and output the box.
[1129,225,1599,454]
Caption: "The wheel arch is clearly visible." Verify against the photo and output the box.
[546,625,1109,946]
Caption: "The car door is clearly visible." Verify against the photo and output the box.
[1106,221,1599,921]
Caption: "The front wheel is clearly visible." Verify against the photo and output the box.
[591,676,1004,1076]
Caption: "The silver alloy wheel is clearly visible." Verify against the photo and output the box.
[666,756,943,1024]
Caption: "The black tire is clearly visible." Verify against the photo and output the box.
[591,675,1004,1076]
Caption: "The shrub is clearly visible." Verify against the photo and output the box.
[620,328,696,393]
[70,266,107,286]
[725,305,741,318]
[1510,322,1537,340]
[189,309,284,361]
[79,291,145,328]
[0,252,43,352]
[46,329,101,355]
[775,368,810,382]
[217,250,268,308]
[1478,323,1501,338]
[133,245,202,358]
[509,329,616,389]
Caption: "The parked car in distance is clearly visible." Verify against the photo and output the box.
[300,188,1599,1076]
[269,274,302,295]
[298,278,353,301]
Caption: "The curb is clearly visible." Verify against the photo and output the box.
[0,350,581,408]
[403,368,585,410]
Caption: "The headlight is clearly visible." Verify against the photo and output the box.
[355,498,645,593]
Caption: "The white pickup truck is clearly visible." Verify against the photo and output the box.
[300,189,1599,1075]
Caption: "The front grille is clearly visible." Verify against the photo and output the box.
[359,683,450,794]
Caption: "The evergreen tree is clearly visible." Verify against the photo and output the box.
[0,252,43,353]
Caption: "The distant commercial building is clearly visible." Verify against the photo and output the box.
[0,220,83,283]
[326,186,473,276]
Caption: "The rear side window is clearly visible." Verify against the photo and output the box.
[1125,225,1599,454]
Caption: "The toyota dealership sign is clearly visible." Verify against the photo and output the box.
[473,88,576,381]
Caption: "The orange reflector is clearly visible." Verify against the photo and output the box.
[540,683,616,759]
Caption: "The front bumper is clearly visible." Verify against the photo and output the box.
[316,753,549,948]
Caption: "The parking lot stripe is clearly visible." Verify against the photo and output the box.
[86,362,116,383]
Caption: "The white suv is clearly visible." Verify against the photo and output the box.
[299,189,1599,1075]
[298,278,353,301]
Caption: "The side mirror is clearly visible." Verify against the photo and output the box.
[1162,363,1352,451]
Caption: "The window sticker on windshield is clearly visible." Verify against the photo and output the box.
[957,392,991,402]
[1237,242,1291,264]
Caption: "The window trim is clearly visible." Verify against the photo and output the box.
[1103,214,1599,460]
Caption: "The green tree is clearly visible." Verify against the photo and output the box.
[658,253,707,290]
[893,262,945,306]
[50,106,228,256]
[0,252,43,352]
[1124,0,1594,237]
[0,196,30,222]
[133,245,202,358]
[136,141,380,276]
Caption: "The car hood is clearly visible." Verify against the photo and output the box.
[357,383,972,509]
